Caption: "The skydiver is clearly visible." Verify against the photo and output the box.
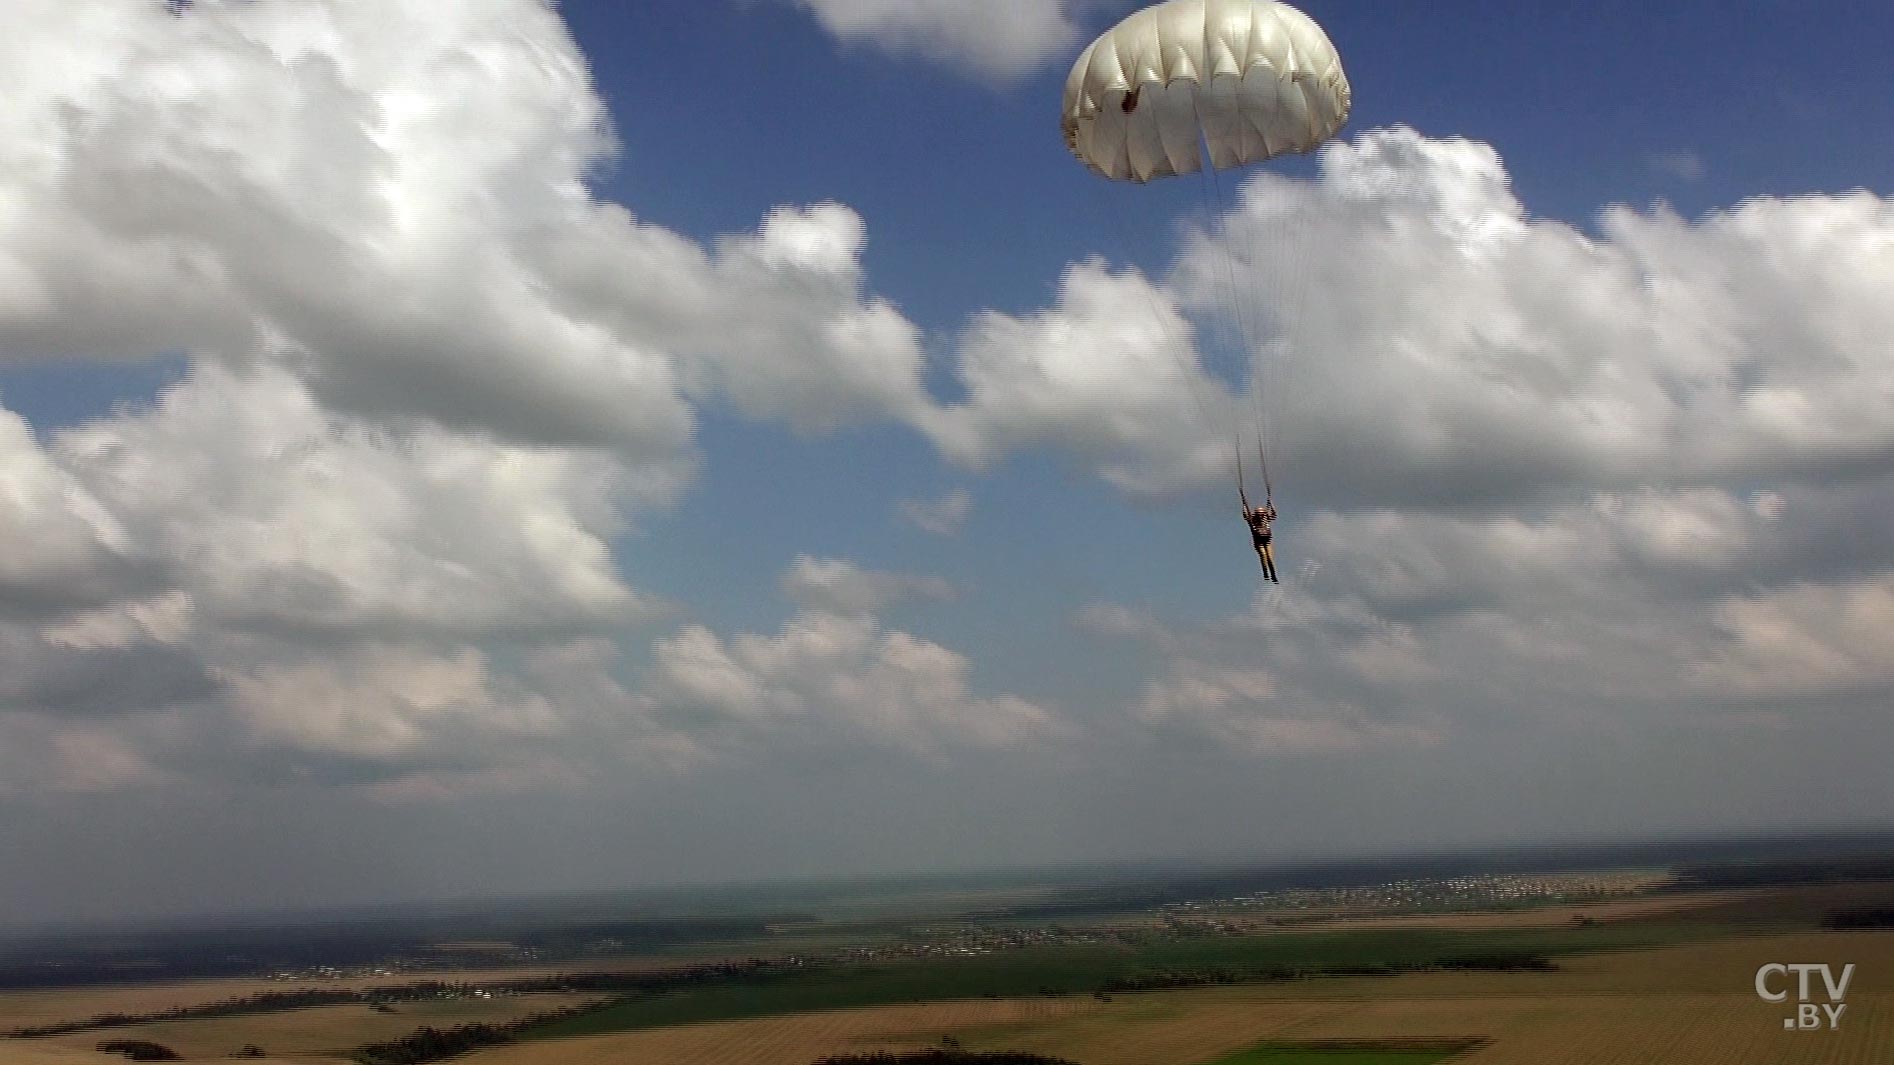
[1241,489,1278,584]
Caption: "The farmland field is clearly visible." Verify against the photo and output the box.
[1206,1049,1458,1065]
[9,874,1893,1064]
[461,929,1894,1065]
[37,991,606,1061]
[524,923,1684,1039]
[957,930,1894,1065]
[466,997,1100,1065]
[0,954,697,1035]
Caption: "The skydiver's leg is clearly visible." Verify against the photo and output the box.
[1262,541,1278,583]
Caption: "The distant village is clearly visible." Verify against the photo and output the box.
[253,871,1661,983]
[1163,870,1661,919]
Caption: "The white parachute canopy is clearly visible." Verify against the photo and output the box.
[1063,0,1351,183]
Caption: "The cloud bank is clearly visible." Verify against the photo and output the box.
[0,0,983,799]
[933,129,1894,504]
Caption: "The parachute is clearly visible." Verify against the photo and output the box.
[1061,0,1351,506]
[1063,0,1350,183]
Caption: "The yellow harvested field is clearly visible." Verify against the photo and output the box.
[27,992,602,1062]
[1555,930,1894,994]
[960,994,1359,1065]
[1657,881,1894,927]
[454,930,1894,1065]
[0,978,334,1033]
[984,931,1894,1065]
[4,1043,148,1065]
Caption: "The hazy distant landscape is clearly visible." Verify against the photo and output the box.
[6,834,1891,1064]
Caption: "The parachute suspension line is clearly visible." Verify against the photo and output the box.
[1195,125,1273,504]
[1214,159,1275,504]
[1239,136,1329,509]
[1257,430,1273,501]
[1241,156,1299,506]
[1235,429,1246,505]
[1091,178,1232,503]
[1215,140,1293,506]
[1188,162,1248,500]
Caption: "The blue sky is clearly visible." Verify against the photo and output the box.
[1,0,1891,922]
[565,0,1894,699]
[563,0,1894,316]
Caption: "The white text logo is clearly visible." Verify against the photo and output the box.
[1755,963,1853,1031]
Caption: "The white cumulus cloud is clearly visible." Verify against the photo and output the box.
[939,128,1894,507]
[780,556,955,615]
[46,364,659,637]
[780,0,1083,80]
[932,259,1230,495]
[0,0,935,455]
[1692,577,1894,700]
[227,645,559,765]
[648,611,1062,754]
[0,408,144,615]
[896,487,973,536]
[1136,662,1439,754]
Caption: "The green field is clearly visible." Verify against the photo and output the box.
[526,923,1690,1039]
[1206,1049,1459,1065]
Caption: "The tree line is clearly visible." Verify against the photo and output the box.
[1096,952,1554,993]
